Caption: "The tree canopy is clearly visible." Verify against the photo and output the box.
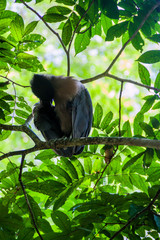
[0,0,160,239]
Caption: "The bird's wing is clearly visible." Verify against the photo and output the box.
[71,88,93,154]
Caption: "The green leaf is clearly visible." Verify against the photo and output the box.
[100,111,113,130]
[48,164,72,184]
[101,14,112,34]
[148,34,160,43]
[150,117,160,129]
[143,148,154,167]
[0,99,10,112]
[15,109,30,119]
[130,173,148,193]
[92,158,103,173]
[105,119,119,134]
[140,97,156,114]
[16,228,35,240]
[93,103,103,128]
[87,0,98,23]
[53,179,83,210]
[60,158,79,180]
[90,128,99,153]
[0,18,12,34]
[138,63,151,86]
[62,19,72,46]
[122,152,145,170]
[47,6,71,15]
[137,50,160,64]
[106,21,128,41]
[55,0,75,6]
[100,0,119,19]
[154,215,160,231]
[147,169,160,182]
[24,21,38,36]
[122,120,132,137]
[43,13,67,23]
[17,55,45,72]
[21,34,46,51]
[118,0,136,13]
[133,112,144,135]
[14,117,25,125]
[84,157,92,174]
[10,15,24,41]
[35,150,56,161]
[92,20,102,37]
[139,122,155,137]
[0,130,11,141]
[152,101,160,110]
[74,31,90,55]
[71,159,85,177]
[51,211,71,233]
[129,22,144,52]
[0,0,6,13]
[154,72,160,90]
[27,180,65,197]
[69,11,79,30]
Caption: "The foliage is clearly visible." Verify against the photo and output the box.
[0,0,160,239]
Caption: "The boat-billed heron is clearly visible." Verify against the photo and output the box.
[31,74,93,157]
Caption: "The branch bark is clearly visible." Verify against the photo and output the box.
[1,123,160,161]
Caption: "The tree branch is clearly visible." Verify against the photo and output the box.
[0,75,30,88]
[19,0,67,55]
[81,72,160,92]
[105,1,160,73]
[1,123,160,161]
[119,82,123,137]
[81,1,160,93]
[19,154,43,240]
[0,123,40,144]
[68,0,95,53]
[109,188,160,240]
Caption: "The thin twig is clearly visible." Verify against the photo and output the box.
[119,82,124,137]
[0,123,40,144]
[109,189,160,240]
[19,154,43,240]
[19,0,67,55]
[81,1,160,91]
[81,72,160,93]
[0,146,39,161]
[67,0,95,75]
[68,0,95,53]
[0,75,30,88]
[105,1,160,73]
[93,161,110,190]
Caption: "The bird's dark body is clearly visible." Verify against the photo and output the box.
[31,74,93,157]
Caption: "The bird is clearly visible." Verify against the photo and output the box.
[31,74,93,157]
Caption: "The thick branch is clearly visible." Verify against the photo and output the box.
[0,134,160,160]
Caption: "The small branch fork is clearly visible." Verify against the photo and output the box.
[18,0,160,93]
[109,189,160,240]
[92,188,160,239]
